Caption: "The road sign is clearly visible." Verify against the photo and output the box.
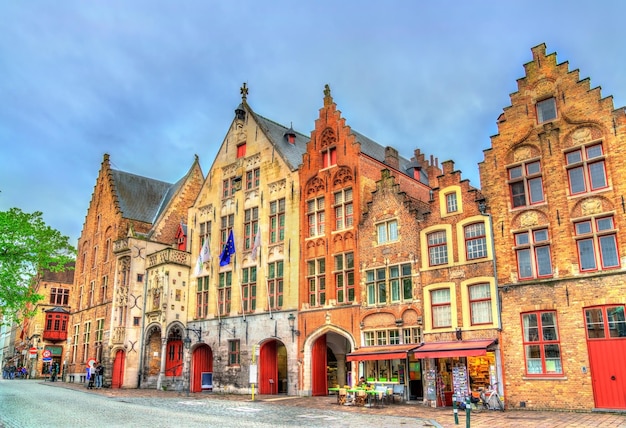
[42,357,52,363]
[42,349,52,358]
[29,347,37,355]
[87,358,96,368]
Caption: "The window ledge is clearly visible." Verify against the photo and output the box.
[522,376,567,381]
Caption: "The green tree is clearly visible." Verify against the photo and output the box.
[0,208,76,321]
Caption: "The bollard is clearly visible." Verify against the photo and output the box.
[466,396,471,428]
[452,394,459,425]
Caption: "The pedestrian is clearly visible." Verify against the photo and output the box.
[87,364,95,389]
[9,364,16,380]
[21,366,28,379]
[95,363,104,388]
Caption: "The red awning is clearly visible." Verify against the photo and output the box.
[347,344,420,362]
[413,339,497,359]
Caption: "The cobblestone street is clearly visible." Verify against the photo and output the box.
[38,380,626,428]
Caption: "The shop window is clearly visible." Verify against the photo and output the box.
[575,216,619,272]
[515,228,553,280]
[536,98,557,123]
[465,222,487,260]
[566,143,607,195]
[307,258,326,307]
[508,160,544,208]
[522,311,563,376]
[427,231,448,266]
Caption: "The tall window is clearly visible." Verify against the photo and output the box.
[82,321,91,363]
[469,284,492,325]
[446,193,458,213]
[50,288,69,305]
[307,197,325,237]
[431,289,451,328]
[269,199,285,243]
[199,221,211,252]
[100,276,108,303]
[465,222,487,260]
[236,143,246,158]
[244,207,259,250]
[366,268,386,305]
[427,231,448,266]
[508,160,544,208]
[585,305,626,339]
[218,271,232,316]
[522,311,562,375]
[536,98,557,123]
[71,324,79,363]
[241,266,257,313]
[79,284,84,310]
[196,276,209,319]
[377,219,398,244]
[515,228,552,279]
[95,318,104,362]
[267,261,284,310]
[334,188,353,230]
[389,263,413,302]
[334,252,354,304]
[245,167,260,190]
[307,258,326,307]
[228,339,240,365]
[88,281,95,307]
[366,264,415,305]
[566,143,607,195]
[322,147,337,168]
[575,216,619,272]
[220,214,234,247]
[222,177,238,198]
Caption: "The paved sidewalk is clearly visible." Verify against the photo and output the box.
[45,381,626,428]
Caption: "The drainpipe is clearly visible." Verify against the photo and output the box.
[137,269,149,388]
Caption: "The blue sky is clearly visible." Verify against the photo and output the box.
[2,1,625,246]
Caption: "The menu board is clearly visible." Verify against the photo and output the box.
[452,364,469,399]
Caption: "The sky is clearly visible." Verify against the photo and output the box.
[2,1,626,246]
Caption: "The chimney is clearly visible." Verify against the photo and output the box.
[385,146,400,170]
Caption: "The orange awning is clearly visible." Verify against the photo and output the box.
[347,344,420,362]
[413,339,497,359]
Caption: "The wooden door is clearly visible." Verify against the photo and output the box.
[111,349,125,388]
[311,335,327,396]
[259,340,278,394]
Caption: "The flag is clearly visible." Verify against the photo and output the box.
[251,228,261,261]
[193,255,202,276]
[200,238,211,263]
[219,230,236,266]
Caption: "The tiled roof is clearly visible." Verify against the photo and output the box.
[110,169,174,224]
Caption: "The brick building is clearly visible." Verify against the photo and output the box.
[479,44,626,411]
[68,154,203,388]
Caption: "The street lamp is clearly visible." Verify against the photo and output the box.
[287,314,300,342]
[183,327,202,396]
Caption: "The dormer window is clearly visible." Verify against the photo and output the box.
[536,98,557,123]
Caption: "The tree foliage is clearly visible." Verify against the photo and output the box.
[0,208,76,321]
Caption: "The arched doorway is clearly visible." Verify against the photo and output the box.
[259,339,288,394]
[190,345,213,393]
[310,330,353,396]
[165,328,183,377]
[112,349,125,388]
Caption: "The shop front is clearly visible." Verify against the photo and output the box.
[413,339,499,407]
[346,344,421,400]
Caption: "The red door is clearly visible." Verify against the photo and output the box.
[111,350,125,388]
[311,335,327,396]
[165,340,183,376]
[259,340,278,394]
[585,305,626,409]
[190,345,212,393]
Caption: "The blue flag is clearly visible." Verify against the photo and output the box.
[219,230,236,266]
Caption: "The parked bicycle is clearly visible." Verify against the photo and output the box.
[477,382,504,411]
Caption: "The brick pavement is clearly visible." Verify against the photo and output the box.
[45,381,626,428]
